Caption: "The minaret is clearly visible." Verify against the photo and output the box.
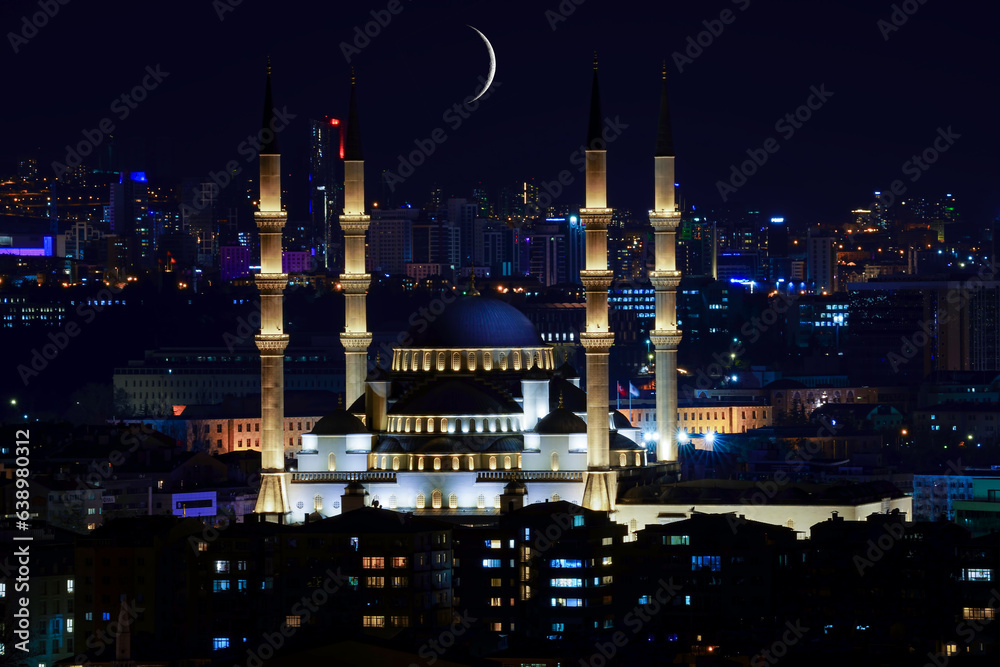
[340,69,372,407]
[253,59,291,519]
[648,64,683,463]
[579,54,617,512]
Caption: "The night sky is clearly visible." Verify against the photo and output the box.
[3,0,997,224]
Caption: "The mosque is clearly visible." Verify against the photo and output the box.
[252,57,684,523]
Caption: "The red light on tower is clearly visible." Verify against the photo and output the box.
[330,118,339,126]
[330,117,344,159]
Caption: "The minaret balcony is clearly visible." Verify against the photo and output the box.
[649,330,683,349]
[648,270,682,290]
[579,331,615,351]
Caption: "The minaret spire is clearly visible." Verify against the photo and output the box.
[254,60,291,519]
[587,52,603,149]
[649,64,683,467]
[579,54,616,512]
[340,69,373,407]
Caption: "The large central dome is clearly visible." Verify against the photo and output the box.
[408,296,543,348]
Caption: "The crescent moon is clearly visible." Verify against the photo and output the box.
[468,25,496,102]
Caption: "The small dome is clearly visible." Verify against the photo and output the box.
[554,360,579,380]
[610,410,633,430]
[406,296,543,348]
[486,435,523,452]
[311,409,367,435]
[535,408,587,434]
[374,437,404,453]
[504,478,527,493]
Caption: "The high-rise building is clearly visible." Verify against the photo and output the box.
[367,207,417,275]
[110,171,157,270]
[806,233,837,293]
[309,117,344,270]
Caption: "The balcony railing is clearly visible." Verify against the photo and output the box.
[290,471,397,483]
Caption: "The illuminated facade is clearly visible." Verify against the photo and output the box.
[258,60,682,522]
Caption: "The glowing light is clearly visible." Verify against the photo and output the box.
[704,431,715,446]
[677,430,688,443]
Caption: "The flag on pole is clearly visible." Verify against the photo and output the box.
[617,382,628,398]
[629,382,640,398]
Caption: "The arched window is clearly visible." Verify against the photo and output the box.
[552,493,561,502]
[467,352,477,371]
[452,456,460,471]
[402,352,410,371]
[512,350,521,370]
[415,418,422,433]
[441,417,449,432]
[328,453,336,471]
[389,495,397,509]
[449,493,458,509]
[437,352,445,371]
[489,456,497,470]
[619,453,627,467]
[534,352,542,368]
[433,457,441,471]
[551,452,559,472]
[489,419,497,433]
[432,490,442,509]
[452,352,461,371]
[416,493,425,509]
[404,418,411,433]
[630,519,638,533]
[499,353,507,370]
[494,494,501,509]
[786,519,795,529]
[314,494,323,512]
[468,456,475,470]
[427,418,435,433]
[423,351,431,371]
[418,457,425,471]
[392,456,400,471]
[483,352,492,371]
[504,455,512,470]
[477,494,485,509]
[381,455,387,470]
[635,452,642,466]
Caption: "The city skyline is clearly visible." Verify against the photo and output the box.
[3,0,998,222]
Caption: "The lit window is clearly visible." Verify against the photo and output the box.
[213,580,230,592]
[391,576,408,588]
[551,578,583,588]
[363,615,385,628]
[215,560,229,573]
[482,559,502,568]
[367,577,385,588]
[963,568,991,581]
[551,559,583,568]
[66,579,74,593]
[66,619,73,632]
[285,615,301,627]
[362,557,385,569]
[486,540,502,549]
[213,638,230,650]
[490,597,502,607]
[691,556,721,571]
[392,556,408,568]
[550,598,583,607]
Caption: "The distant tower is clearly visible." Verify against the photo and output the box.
[648,64,683,463]
[579,54,617,512]
[253,59,291,519]
[340,70,372,406]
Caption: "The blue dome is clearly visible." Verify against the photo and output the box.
[407,296,542,348]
